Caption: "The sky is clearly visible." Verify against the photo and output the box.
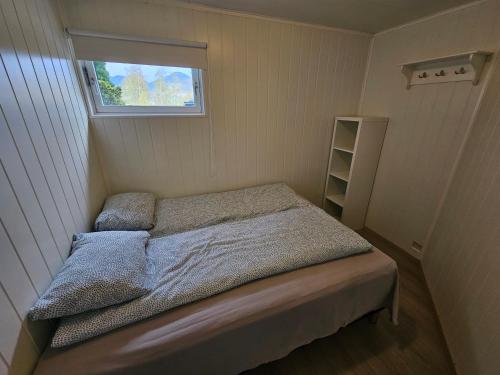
[104,62,192,82]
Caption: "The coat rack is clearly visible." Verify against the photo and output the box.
[401,50,492,89]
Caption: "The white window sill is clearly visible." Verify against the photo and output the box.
[89,112,207,119]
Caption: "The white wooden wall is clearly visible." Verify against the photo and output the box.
[360,1,500,374]
[0,0,107,373]
[423,48,500,375]
[58,0,371,205]
[359,0,500,254]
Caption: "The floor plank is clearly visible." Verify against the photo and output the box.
[244,228,456,375]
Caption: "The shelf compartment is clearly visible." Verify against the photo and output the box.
[333,120,358,152]
[324,199,343,219]
[326,194,345,207]
[325,175,347,207]
[330,170,349,182]
[333,146,354,154]
[330,148,352,175]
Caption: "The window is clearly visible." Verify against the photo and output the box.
[67,29,208,117]
[81,61,204,116]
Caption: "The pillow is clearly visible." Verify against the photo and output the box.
[95,192,155,231]
[29,231,152,320]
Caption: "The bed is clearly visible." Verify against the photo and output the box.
[33,184,399,375]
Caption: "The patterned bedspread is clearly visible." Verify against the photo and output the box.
[150,183,310,237]
[52,205,372,347]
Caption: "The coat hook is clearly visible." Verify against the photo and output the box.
[418,72,428,79]
[435,70,446,77]
[455,67,466,74]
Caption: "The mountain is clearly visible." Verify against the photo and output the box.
[110,72,192,92]
[164,72,192,91]
[109,75,125,87]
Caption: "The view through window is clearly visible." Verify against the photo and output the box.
[82,61,204,115]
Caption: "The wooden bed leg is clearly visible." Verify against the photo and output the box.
[368,311,380,324]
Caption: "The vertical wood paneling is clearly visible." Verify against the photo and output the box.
[423,51,500,375]
[359,1,500,374]
[59,0,371,205]
[0,221,38,316]
[0,287,26,366]
[360,0,500,253]
[0,0,107,373]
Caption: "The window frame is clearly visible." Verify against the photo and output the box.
[79,60,205,117]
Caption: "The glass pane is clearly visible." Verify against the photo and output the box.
[92,61,195,107]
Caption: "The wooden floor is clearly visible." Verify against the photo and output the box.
[245,229,456,375]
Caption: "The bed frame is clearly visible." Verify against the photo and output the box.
[34,248,398,375]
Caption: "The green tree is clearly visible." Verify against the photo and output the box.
[151,69,171,105]
[93,61,124,105]
[121,66,150,105]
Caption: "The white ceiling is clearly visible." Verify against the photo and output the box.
[178,0,477,33]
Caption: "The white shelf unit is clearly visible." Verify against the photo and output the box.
[323,116,388,230]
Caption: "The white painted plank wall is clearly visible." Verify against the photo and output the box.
[423,49,500,375]
[359,1,500,374]
[58,0,371,205]
[359,0,500,253]
[0,0,107,373]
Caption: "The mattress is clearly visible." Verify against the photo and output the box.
[34,248,398,375]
